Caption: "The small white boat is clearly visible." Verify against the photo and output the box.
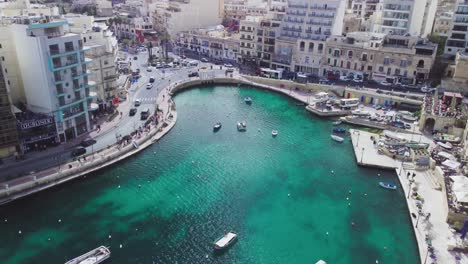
[272,130,278,136]
[316,260,327,264]
[332,120,342,125]
[351,109,370,116]
[244,97,252,104]
[132,141,139,149]
[214,232,237,250]
[65,246,110,264]
[437,141,453,149]
[237,121,247,131]
[331,135,344,143]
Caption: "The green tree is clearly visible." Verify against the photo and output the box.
[427,34,447,56]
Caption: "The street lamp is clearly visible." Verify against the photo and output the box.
[407,180,412,199]
[360,147,365,164]
[356,132,360,147]
[415,209,423,228]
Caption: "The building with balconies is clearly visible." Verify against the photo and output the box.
[323,32,437,84]
[177,26,240,62]
[7,17,96,142]
[66,15,119,110]
[272,0,346,75]
[0,61,19,158]
[444,0,468,56]
[371,0,438,37]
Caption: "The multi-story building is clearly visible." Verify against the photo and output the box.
[0,62,19,158]
[272,0,346,75]
[177,27,240,62]
[66,15,119,110]
[152,0,222,38]
[222,0,271,20]
[323,32,437,84]
[444,0,468,56]
[442,51,468,92]
[372,0,438,37]
[7,17,96,142]
[433,11,453,37]
[347,0,382,32]
[238,15,282,67]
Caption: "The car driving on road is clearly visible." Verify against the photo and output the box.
[129,108,137,116]
[146,83,153,89]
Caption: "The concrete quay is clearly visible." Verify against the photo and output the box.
[305,105,351,117]
[350,129,467,264]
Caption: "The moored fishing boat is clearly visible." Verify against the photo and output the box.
[272,130,278,136]
[65,246,110,264]
[244,97,252,104]
[237,121,247,131]
[213,122,222,131]
[213,232,237,250]
[331,135,344,143]
[332,127,346,133]
[379,182,397,190]
[332,120,342,126]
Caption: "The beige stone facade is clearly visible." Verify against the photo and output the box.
[323,32,437,85]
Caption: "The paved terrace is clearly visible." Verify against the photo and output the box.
[350,129,467,264]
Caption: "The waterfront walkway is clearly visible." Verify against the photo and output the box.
[350,129,467,264]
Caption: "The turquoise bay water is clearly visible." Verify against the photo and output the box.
[0,85,418,263]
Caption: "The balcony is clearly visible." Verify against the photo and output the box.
[72,70,92,80]
[103,74,118,81]
[286,11,306,16]
[289,3,308,8]
[283,27,302,32]
[308,13,335,18]
[240,28,254,32]
[284,19,304,24]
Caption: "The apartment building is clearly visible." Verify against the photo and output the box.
[8,17,96,142]
[347,0,382,32]
[177,27,240,62]
[66,15,119,109]
[323,32,437,84]
[433,11,453,37]
[238,15,282,67]
[0,62,19,158]
[152,0,221,38]
[445,0,468,56]
[372,0,438,37]
[442,51,468,92]
[272,0,346,75]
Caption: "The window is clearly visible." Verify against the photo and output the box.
[379,66,384,72]
[368,66,372,71]
[318,43,323,53]
[417,60,424,68]
[387,68,391,75]
[341,61,344,67]
[400,59,407,67]
[300,41,305,52]
[362,54,367,61]
[370,55,373,60]
[4,68,6,73]
[1,56,4,61]
[383,57,391,65]
[348,51,353,59]
[395,68,400,75]
[89,36,92,40]
[309,43,314,52]
[346,61,351,69]
[328,48,331,54]
[327,58,330,64]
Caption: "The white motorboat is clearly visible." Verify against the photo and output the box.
[331,135,344,143]
[244,97,252,104]
[237,121,247,131]
[65,246,110,264]
[351,109,370,116]
[332,120,342,125]
[316,260,327,264]
[272,130,278,136]
[214,232,237,250]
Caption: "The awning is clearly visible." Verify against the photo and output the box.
[453,191,468,203]
[442,160,461,170]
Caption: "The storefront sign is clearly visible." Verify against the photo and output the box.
[19,118,54,130]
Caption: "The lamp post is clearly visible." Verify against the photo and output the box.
[356,132,360,147]
[360,147,365,164]
[415,209,422,228]
[407,180,412,199]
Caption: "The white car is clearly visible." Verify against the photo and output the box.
[353,75,363,83]
[380,81,392,86]
[201,58,209,62]
[146,83,153,89]
[421,86,436,93]
[223,63,234,68]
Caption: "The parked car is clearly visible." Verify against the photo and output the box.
[188,72,199,77]
[353,74,363,83]
[129,108,137,116]
[146,83,153,89]
[146,67,152,72]
[319,78,333,85]
[226,68,234,73]
[223,63,234,68]
[201,58,209,62]
[134,99,141,107]
[80,139,97,147]
[421,86,436,93]
[380,80,392,86]
[71,147,86,157]
[140,108,150,120]
[149,76,155,83]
